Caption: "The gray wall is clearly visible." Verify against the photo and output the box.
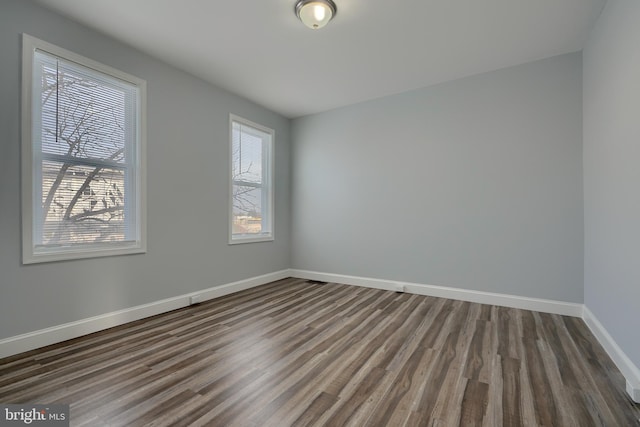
[292,53,584,302]
[583,0,640,368]
[0,0,290,339]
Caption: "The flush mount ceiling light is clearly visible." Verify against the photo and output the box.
[295,0,337,30]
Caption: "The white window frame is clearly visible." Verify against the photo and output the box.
[229,114,274,244]
[21,34,147,264]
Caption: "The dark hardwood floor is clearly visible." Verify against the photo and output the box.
[1,278,638,426]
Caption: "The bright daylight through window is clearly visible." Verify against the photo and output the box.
[22,35,146,263]
[230,115,273,243]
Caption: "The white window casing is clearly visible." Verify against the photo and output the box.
[229,114,274,244]
[22,34,147,263]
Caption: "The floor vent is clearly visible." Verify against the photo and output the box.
[306,280,328,285]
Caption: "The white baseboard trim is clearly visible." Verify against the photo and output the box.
[289,269,583,317]
[582,306,640,403]
[0,269,290,359]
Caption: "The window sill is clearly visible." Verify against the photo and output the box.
[23,242,146,264]
[229,235,274,245]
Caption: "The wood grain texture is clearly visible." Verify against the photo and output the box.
[1,278,638,426]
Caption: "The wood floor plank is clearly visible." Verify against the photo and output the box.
[483,353,504,427]
[290,392,338,427]
[0,278,638,426]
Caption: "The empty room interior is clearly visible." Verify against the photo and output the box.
[1,0,639,425]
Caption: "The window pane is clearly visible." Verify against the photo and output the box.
[232,186,263,235]
[36,51,135,164]
[232,123,263,184]
[39,160,128,247]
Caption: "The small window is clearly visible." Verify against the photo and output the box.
[229,115,274,243]
[21,34,146,263]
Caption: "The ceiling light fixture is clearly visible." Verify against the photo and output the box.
[295,0,337,30]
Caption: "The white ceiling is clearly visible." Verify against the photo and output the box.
[34,0,606,118]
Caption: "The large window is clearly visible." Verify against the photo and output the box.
[22,34,146,263]
[229,115,273,243]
